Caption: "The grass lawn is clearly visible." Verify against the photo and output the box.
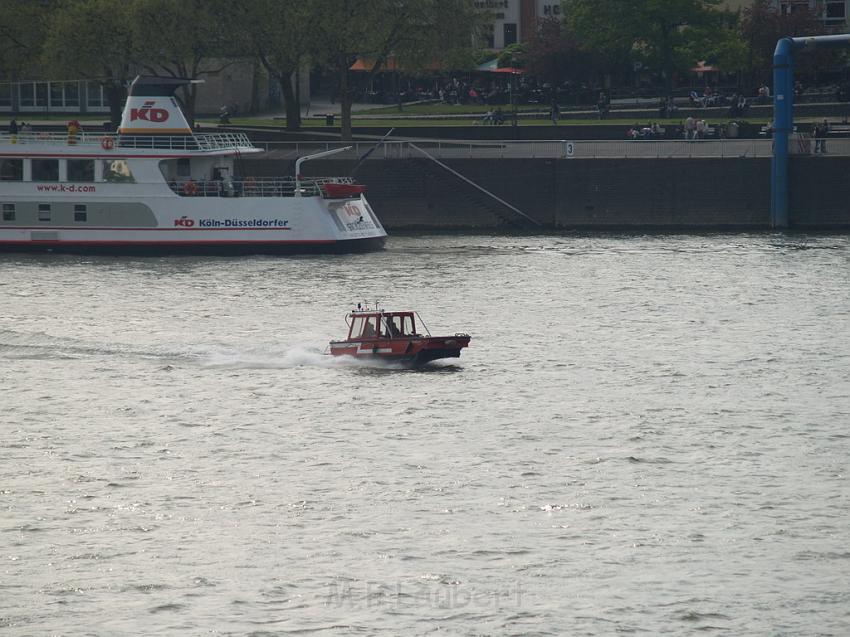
[358,103,543,115]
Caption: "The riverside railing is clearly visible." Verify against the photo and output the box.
[249,139,793,160]
[5,134,846,159]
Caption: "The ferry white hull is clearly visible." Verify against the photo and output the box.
[1,75,387,255]
[0,188,386,254]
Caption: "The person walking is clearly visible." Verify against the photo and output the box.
[814,118,829,154]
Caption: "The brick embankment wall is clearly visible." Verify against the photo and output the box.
[241,157,847,230]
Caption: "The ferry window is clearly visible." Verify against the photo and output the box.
[74,204,87,222]
[102,159,135,183]
[67,159,95,182]
[0,158,23,181]
[350,317,364,339]
[2,204,14,221]
[177,158,191,177]
[0,83,10,108]
[32,159,59,181]
[38,204,51,222]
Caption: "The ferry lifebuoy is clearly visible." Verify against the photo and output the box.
[183,180,199,196]
[101,136,114,150]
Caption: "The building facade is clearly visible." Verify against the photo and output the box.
[0,60,274,118]
[476,0,565,50]
[478,0,850,50]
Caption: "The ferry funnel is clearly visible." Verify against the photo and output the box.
[119,75,195,135]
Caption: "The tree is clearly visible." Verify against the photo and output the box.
[129,0,237,125]
[42,0,136,126]
[234,0,318,130]
[310,0,485,140]
[681,9,748,87]
[564,0,720,91]
[741,0,827,85]
[0,0,55,80]
[523,18,602,88]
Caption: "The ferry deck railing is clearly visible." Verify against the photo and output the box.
[165,176,358,198]
[0,131,254,151]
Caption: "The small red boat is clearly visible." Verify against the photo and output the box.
[328,305,470,365]
[321,182,367,199]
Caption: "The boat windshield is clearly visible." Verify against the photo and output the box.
[386,314,414,337]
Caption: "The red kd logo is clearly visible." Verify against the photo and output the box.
[130,100,170,123]
[174,216,195,227]
[342,202,361,218]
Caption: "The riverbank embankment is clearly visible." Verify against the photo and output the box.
[242,155,848,230]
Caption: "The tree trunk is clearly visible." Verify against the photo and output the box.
[104,82,125,128]
[250,59,260,115]
[340,64,352,141]
[661,27,674,94]
[279,71,301,131]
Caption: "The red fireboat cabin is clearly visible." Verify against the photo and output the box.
[328,306,470,365]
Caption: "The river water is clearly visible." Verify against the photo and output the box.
[2,233,849,636]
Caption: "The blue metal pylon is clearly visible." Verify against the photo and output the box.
[771,34,850,228]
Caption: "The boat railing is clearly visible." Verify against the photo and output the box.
[166,176,358,198]
[0,131,255,152]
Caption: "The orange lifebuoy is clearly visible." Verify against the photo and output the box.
[101,136,114,150]
[183,180,199,196]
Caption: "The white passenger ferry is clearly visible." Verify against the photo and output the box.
[0,76,386,254]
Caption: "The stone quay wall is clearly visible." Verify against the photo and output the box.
[241,156,850,230]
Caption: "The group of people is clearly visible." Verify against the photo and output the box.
[814,118,830,154]
[7,118,34,137]
[596,91,610,119]
[439,79,496,106]
[689,86,721,108]
[684,116,711,140]
[480,107,506,125]
[658,97,678,119]
[728,94,750,117]
[627,123,666,140]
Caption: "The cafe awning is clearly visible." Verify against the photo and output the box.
[477,59,524,74]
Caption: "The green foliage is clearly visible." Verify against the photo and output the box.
[231,0,318,129]
[564,0,721,87]
[741,0,828,82]
[42,0,134,82]
[127,0,237,122]
[0,0,56,78]
[308,0,483,139]
[497,43,527,68]
[677,9,747,76]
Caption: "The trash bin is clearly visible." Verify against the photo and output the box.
[325,114,335,126]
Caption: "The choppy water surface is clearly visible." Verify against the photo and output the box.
[2,233,849,636]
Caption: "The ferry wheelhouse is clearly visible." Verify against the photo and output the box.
[0,76,386,254]
[328,305,471,365]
